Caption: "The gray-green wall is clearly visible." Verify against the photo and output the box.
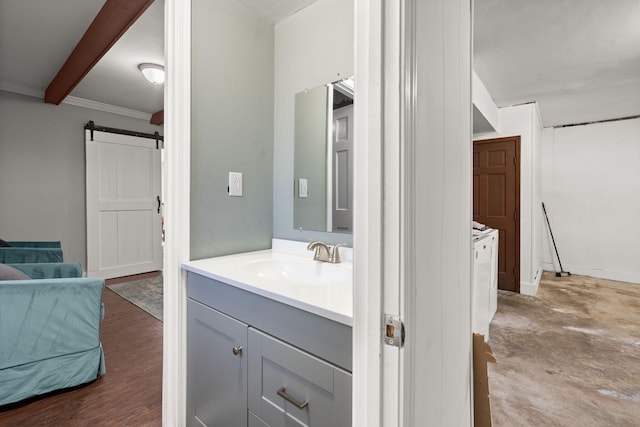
[0,90,162,268]
[190,0,274,259]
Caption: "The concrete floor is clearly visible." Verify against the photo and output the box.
[488,272,640,426]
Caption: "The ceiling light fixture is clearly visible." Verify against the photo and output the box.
[138,63,165,85]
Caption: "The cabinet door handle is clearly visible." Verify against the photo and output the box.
[277,386,309,409]
[232,345,243,356]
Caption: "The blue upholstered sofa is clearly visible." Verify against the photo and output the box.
[0,262,106,406]
[7,262,82,279]
[0,241,64,264]
[5,241,62,248]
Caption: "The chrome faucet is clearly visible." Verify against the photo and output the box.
[307,241,345,264]
[307,241,331,262]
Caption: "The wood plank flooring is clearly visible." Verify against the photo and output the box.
[0,280,163,426]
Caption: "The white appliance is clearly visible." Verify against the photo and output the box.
[472,228,498,341]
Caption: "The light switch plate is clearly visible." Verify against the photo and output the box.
[229,172,243,197]
[299,178,308,198]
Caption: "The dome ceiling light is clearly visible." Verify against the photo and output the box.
[138,63,165,85]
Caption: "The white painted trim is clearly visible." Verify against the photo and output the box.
[63,96,152,121]
[533,101,544,130]
[326,83,334,232]
[0,81,43,98]
[520,283,538,296]
[542,261,556,273]
[0,82,154,121]
[163,0,191,425]
[401,0,473,424]
[521,265,543,296]
[383,0,402,423]
[353,0,384,425]
[544,264,640,285]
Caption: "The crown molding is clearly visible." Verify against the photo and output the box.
[0,81,44,98]
[0,82,152,121]
[63,96,152,121]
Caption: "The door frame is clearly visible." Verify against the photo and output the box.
[473,135,521,293]
[162,0,191,424]
[163,0,473,425]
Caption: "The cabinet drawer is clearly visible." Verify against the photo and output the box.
[248,328,351,427]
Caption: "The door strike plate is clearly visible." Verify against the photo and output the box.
[384,314,404,347]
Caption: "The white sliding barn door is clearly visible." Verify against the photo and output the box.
[86,130,162,279]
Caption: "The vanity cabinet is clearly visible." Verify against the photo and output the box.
[187,299,248,426]
[186,271,352,427]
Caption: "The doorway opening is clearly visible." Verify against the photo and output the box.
[473,136,521,292]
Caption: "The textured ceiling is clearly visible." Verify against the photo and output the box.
[474,0,640,127]
[0,0,164,114]
[2,0,637,127]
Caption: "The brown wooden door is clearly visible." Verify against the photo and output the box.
[473,136,520,292]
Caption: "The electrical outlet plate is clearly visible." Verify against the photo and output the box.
[229,172,243,197]
[299,178,308,198]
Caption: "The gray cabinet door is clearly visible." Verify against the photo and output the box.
[248,328,352,427]
[249,411,272,427]
[188,299,248,427]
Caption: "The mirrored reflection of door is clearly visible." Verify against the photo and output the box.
[333,104,353,232]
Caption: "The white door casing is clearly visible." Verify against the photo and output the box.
[86,129,162,279]
[355,0,473,425]
[163,0,191,424]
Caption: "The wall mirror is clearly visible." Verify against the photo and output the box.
[293,77,354,233]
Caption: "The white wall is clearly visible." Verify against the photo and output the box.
[472,70,499,136]
[541,118,640,283]
[475,103,543,295]
[0,90,162,268]
[190,0,274,259]
[272,0,354,245]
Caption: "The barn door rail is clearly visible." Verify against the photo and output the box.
[84,121,163,148]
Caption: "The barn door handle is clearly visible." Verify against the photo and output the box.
[157,196,161,213]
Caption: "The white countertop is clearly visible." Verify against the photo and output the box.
[182,240,353,326]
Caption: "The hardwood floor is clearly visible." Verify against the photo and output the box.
[0,280,163,426]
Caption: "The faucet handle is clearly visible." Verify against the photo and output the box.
[330,243,346,263]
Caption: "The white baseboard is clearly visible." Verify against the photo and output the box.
[542,262,640,285]
[520,265,543,296]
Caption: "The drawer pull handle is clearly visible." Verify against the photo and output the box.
[232,345,243,356]
[277,387,309,409]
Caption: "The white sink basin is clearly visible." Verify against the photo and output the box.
[183,244,354,325]
[243,258,352,286]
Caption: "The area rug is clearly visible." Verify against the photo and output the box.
[107,275,163,321]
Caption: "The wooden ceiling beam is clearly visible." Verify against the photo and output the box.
[150,109,164,125]
[44,0,154,105]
